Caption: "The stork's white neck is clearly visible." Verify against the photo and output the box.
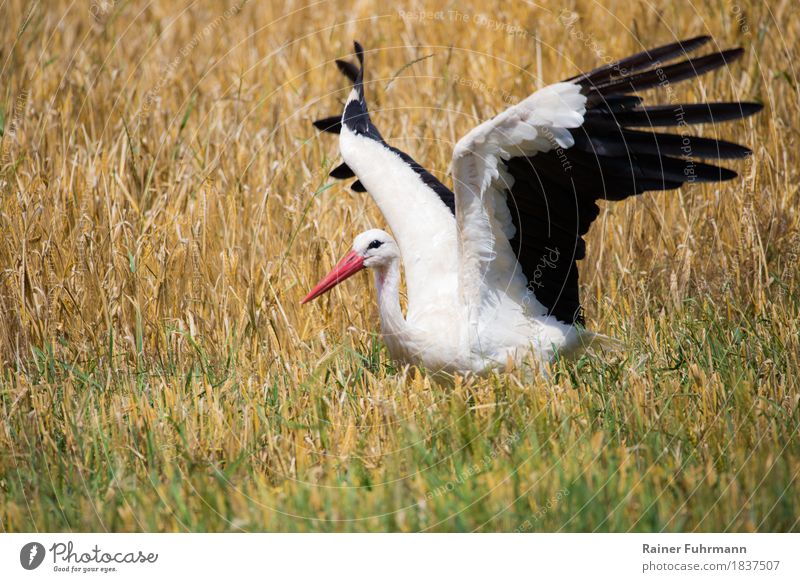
[372,258,408,358]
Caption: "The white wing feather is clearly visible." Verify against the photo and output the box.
[339,119,459,319]
[450,82,587,320]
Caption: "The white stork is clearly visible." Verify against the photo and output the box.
[303,38,761,375]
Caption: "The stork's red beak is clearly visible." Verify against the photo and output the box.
[301,250,365,304]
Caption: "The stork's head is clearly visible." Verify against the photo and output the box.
[301,229,398,304]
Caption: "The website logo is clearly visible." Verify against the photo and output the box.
[20,542,46,570]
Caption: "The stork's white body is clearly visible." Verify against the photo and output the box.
[338,84,585,374]
[369,249,578,374]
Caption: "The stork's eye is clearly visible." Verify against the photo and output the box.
[367,240,383,250]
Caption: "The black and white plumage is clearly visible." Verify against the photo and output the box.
[304,37,761,374]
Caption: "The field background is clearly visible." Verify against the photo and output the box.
[1,0,798,532]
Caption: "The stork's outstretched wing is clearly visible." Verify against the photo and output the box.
[451,36,762,325]
[312,42,460,314]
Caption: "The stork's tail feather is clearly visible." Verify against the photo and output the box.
[574,329,626,355]
[555,328,625,361]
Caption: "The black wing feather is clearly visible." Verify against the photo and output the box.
[329,162,355,179]
[585,102,763,127]
[507,39,760,324]
[584,48,744,95]
[312,116,342,134]
[313,41,456,214]
[335,59,359,83]
[568,35,711,86]
[571,128,752,159]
